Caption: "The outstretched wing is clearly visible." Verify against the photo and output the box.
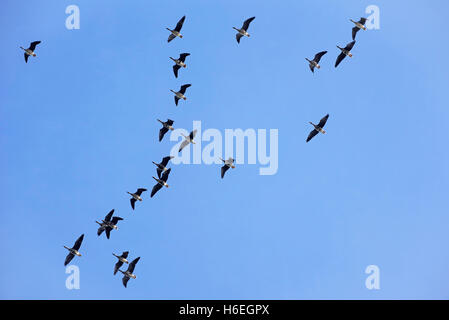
[221,165,230,179]
[236,33,243,43]
[122,275,130,288]
[128,257,140,273]
[104,209,114,222]
[167,33,176,43]
[156,167,163,179]
[179,53,190,62]
[97,227,105,236]
[335,52,346,68]
[111,217,123,225]
[166,119,174,126]
[122,251,129,259]
[174,96,180,106]
[309,64,315,73]
[313,51,327,63]
[130,198,136,210]
[358,17,367,25]
[352,26,359,40]
[345,40,356,51]
[189,129,197,140]
[173,65,181,78]
[73,234,84,250]
[318,114,329,128]
[175,16,186,32]
[161,168,171,182]
[161,156,172,167]
[24,53,29,63]
[114,261,123,275]
[151,183,163,198]
[135,188,147,196]
[28,41,41,51]
[64,253,75,266]
[306,129,319,143]
[178,139,189,152]
[242,16,255,31]
[105,227,112,239]
[179,84,191,94]
[159,127,169,142]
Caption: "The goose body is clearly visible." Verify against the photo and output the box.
[220,157,236,179]
[167,16,186,42]
[178,129,197,152]
[96,209,123,239]
[127,188,147,210]
[351,18,367,40]
[150,168,171,198]
[64,234,84,266]
[171,84,191,106]
[119,257,140,288]
[335,41,356,68]
[158,119,175,141]
[306,114,329,142]
[113,251,129,275]
[170,53,190,78]
[306,51,327,73]
[153,156,174,178]
[234,17,255,43]
[20,41,41,63]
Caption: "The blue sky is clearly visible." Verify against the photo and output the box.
[1,0,449,299]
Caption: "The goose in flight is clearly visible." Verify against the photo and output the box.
[351,17,367,40]
[171,84,191,106]
[307,114,329,143]
[119,257,140,288]
[127,188,147,210]
[64,234,84,266]
[20,41,41,63]
[153,156,174,179]
[335,41,356,68]
[113,251,129,275]
[171,53,190,78]
[150,168,171,198]
[305,51,327,73]
[96,209,123,239]
[220,157,236,179]
[178,129,197,153]
[158,119,175,142]
[233,17,255,43]
[167,16,186,42]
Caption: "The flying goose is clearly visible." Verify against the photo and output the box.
[150,168,171,198]
[171,84,191,106]
[158,119,175,142]
[351,17,367,40]
[167,16,186,42]
[127,188,147,210]
[171,53,190,78]
[113,251,129,275]
[307,114,329,143]
[64,234,84,266]
[119,257,140,288]
[96,209,123,239]
[335,41,356,68]
[20,41,41,63]
[178,129,197,153]
[220,157,236,179]
[153,156,174,179]
[305,51,327,73]
[234,17,255,43]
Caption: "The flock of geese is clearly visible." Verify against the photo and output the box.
[20,13,370,288]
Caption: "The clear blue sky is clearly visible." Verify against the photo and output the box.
[1,0,449,299]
